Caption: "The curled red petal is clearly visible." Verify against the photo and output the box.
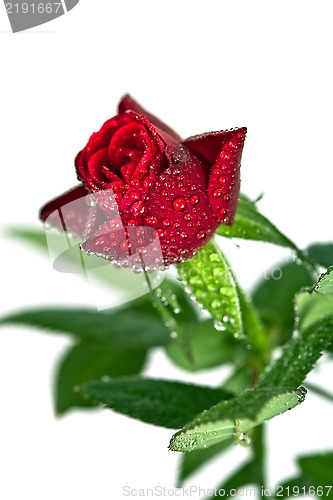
[182,127,247,164]
[118,94,182,144]
[39,185,90,238]
[207,128,247,225]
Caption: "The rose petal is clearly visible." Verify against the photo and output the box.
[39,185,90,238]
[183,127,247,163]
[84,118,119,160]
[144,144,219,265]
[206,129,247,225]
[118,94,182,144]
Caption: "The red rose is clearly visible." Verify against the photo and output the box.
[40,95,246,269]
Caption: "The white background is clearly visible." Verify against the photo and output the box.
[0,1,333,499]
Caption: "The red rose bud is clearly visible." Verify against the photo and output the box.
[40,95,246,269]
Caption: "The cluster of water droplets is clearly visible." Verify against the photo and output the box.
[178,247,242,337]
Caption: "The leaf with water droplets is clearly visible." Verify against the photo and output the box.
[216,195,301,253]
[258,315,333,389]
[79,378,233,429]
[312,265,333,295]
[257,275,333,386]
[177,241,243,339]
[169,387,305,452]
[55,341,147,415]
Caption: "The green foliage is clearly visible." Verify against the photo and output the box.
[79,378,233,429]
[307,242,333,268]
[178,241,243,339]
[208,460,263,498]
[177,439,233,486]
[252,260,314,345]
[277,453,333,498]
[216,196,300,253]
[4,202,333,494]
[55,341,147,415]
[166,319,242,371]
[0,307,170,348]
[169,387,305,452]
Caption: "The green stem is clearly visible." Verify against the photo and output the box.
[252,424,267,497]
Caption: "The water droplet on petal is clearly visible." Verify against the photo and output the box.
[162,219,171,227]
[173,197,187,212]
[190,195,200,205]
[196,229,206,240]
[130,201,146,216]
[213,189,223,198]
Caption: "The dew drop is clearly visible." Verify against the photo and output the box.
[173,197,187,212]
[213,189,223,198]
[214,320,226,331]
[223,194,231,202]
[144,215,158,226]
[180,231,188,239]
[130,201,146,216]
[190,195,200,205]
[162,218,171,227]
[95,237,106,247]
[196,229,206,240]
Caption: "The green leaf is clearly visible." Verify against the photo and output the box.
[307,242,333,268]
[177,439,233,486]
[216,197,300,252]
[298,452,333,491]
[208,460,262,498]
[0,308,170,348]
[169,387,305,452]
[252,260,314,345]
[80,378,232,429]
[222,365,253,395]
[166,320,242,371]
[297,293,333,333]
[55,341,146,415]
[178,241,243,339]
[236,284,268,355]
[312,266,333,295]
[258,317,333,389]
[7,227,48,251]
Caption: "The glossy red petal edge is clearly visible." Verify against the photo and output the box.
[206,128,247,225]
[39,185,90,239]
[182,127,247,164]
[118,94,182,144]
